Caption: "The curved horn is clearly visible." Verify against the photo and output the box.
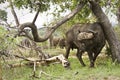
[88,29,98,35]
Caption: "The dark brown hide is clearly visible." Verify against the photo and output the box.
[59,38,66,49]
[65,22,105,67]
[52,37,60,48]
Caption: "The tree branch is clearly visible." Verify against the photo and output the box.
[32,9,40,24]
[9,0,20,27]
[18,1,87,42]
[32,4,40,24]
[14,54,70,68]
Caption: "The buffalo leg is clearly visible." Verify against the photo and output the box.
[88,51,94,67]
[74,41,86,66]
[76,49,86,66]
[93,53,99,62]
[65,44,70,59]
[93,47,101,62]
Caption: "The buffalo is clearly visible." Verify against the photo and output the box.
[49,37,66,49]
[59,38,66,49]
[52,37,60,48]
[65,22,105,67]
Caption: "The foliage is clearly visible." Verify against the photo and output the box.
[0,0,6,3]
[0,0,120,29]
[0,0,120,20]
[0,26,18,53]
[10,0,71,13]
[0,27,9,50]
[99,0,120,16]
[13,0,49,12]
[0,9,7,21]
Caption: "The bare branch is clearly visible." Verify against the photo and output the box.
[18,22,44,42]
[32,10,40,24]
[18,1,87,42]
[14,54,70,68]
[9,0,20,27]
[32,5,40,24]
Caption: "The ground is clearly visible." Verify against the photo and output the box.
[2,48,120,80]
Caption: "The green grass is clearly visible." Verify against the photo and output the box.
[2,56,120,80]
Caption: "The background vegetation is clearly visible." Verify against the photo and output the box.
[0,0,120,80]
[0,25,120,80]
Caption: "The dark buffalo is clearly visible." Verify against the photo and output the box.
[52,37,60,48]
[50,37,66,49]
[59,38,66,49]
[65,22,105,67]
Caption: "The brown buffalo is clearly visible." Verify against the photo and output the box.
[65,22,105,67]
[52,37,61,48]
[50,37,66,49]
[59,38,66,49]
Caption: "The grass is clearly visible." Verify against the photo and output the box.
[1,47,120,80]
[2,56,120,80]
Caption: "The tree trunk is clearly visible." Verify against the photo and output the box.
[0,60,2,80]
[49,35,53,48]
[116,7,120,26]
[89,0,120,62]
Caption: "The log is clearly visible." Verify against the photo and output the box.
[13,54,70,68]
[45,54,70,68]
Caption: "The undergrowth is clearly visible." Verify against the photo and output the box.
[2,56,120,80]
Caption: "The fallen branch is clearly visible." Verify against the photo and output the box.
[38,70,61,79]
[13,54,70,68]
[12,54,70,79]
[45,54,70,68]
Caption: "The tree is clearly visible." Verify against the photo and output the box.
[89,0,120,62]
[0,9,7,21]
[15,0,87,42]
[117,7,120,26]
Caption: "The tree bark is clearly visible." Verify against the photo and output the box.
[49,35,53,48]
[116,7,120,26]
[9,0,19,27]
[0,60,2,80]
[89,0,120,62]
[18,1,87,42]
